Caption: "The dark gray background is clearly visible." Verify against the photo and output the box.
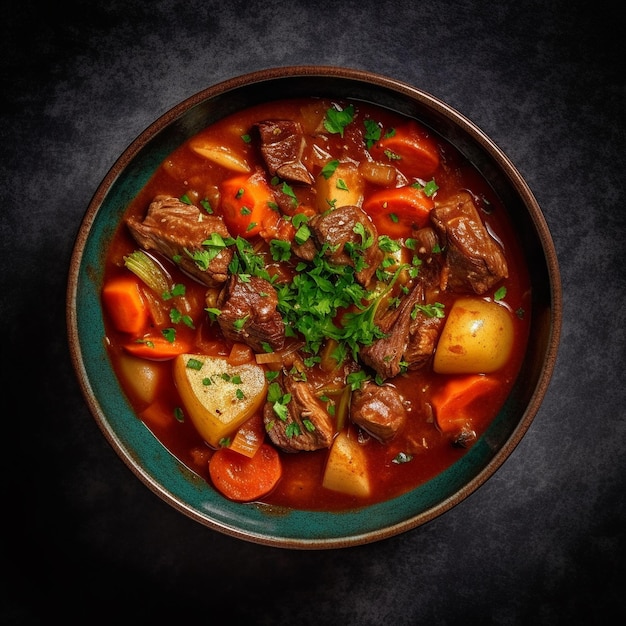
[2,1,624,623]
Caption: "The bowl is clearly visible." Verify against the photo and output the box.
[67,66,561,549]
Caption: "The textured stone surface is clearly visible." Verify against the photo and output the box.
[2,0,624,623]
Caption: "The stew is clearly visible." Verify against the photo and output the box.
[101,97,531,511]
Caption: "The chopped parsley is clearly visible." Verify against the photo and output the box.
[272,232,417,361]
[163,283,186,300]
[188,223,430,366]
[346,370,370,391]
[412,179,439,197]
[186,232,232,270]
[162,327,176,343]
[267,382,291,421]
[323,104,355,137]
[281,182,298,207]
[383,148,401,161]
[320,159,339,179]
[185,357,204,370]
[169,307,194,328]
[411,302,445,319]
[363,119,382,149]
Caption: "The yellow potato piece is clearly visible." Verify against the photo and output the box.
[173,354,267,447]
[316,161,363,211]
[117,354,162,405]
[433,297,514,374]
[322,432,371,498]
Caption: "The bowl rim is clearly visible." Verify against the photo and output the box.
[67,65,562,549]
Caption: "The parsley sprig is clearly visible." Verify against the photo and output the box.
[275,238,412,360]
[323,104,355,137]
[191,227,421,364]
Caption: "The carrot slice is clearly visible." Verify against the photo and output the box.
[369,120,440,179]
[431,375,501,434]
[219,170,279,238]
[362,185,434,238]
[227,342,255,366]
[102,275,149,334]
[140,400,174,430]
[123,334,192,361]
[227,412,266,458]
[209,443,282,502]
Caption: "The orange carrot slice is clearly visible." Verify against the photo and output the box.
[123,335,192,361]
[140,400,174,430]
[369,120,440,179]
[227,342,255,366]
[431,375,501,433]
[227,413,266,458]
[362,185,434,238]
[219,170,279,238]
[209,443,282,502]
[102,275,149,334]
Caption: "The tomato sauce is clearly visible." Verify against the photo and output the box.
[102,98,531,511]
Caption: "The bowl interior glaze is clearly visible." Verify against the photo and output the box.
[67,66,561,549]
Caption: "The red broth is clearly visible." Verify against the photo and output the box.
[102,98,531,511]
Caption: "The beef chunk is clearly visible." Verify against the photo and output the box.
[263,376,334,452]
[309,205,383,287]
[350,381,407,443]
[430,192,508,294]
[412,226,439,253]
[216,274,285,352]
[359,282,424,380]
[409,226,444,289]
[404,311,444,370]
[255,120,314,185]
[290,236,319,262]
[126,195,233,288]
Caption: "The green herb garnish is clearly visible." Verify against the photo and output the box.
[324,104,355,137]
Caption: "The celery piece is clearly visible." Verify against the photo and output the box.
[124,250,170,296]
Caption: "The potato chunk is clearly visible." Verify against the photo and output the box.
[322,432,371,498]
[117,354,163,405]
[433,297,514,374]
[173,354,267,447]
[315,161,363,211]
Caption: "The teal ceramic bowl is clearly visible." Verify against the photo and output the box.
[67,66,561,549]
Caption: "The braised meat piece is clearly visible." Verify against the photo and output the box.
[126,195,233,288]
[430,192,508,294]
[263,376,334,452]
[255,120,314,185]
[410,226,444,289]
[309,205,383,287]
[350,381,407,443]
[404,311,444,370]
[411,226,440,257]
[290,236,318,262]
[216,274,285,352]
[359,282,424,380]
